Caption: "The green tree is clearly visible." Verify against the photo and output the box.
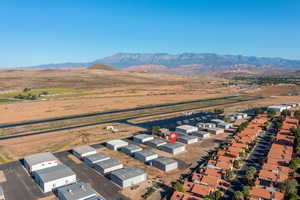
[294,110,300,121]
[225,169,235,180]
[234,191,244,200]
[281,109,291,117]
[173,182,185,192]
[267,109,276,118]
[151,126,161,136]
[289,159,300,170]
[214,108,224,115]
[211,190,222,200]
[288,193,299,200]
[233,160,241,169]
[280,179,298,195]
[242,186,250,199]
[254,108,264,115]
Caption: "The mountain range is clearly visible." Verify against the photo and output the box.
[23,53,300,75]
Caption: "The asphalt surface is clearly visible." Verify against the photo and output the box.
[55,151,130,200]
[0,95,240,128]
[0,95,262,141]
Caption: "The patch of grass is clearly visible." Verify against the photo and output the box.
[0,88,85,99]
[0,99,16,103]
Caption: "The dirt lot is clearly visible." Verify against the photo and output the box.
[0,123,145,163]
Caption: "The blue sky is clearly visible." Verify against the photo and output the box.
[0,0,299,67]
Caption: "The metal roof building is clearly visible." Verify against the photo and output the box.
[83,152,110,167]
[106,139,128,151]
[33,165,76,193]
[152,157,178,172]
[177,135,198,144]
[121,144,143,155]
[24,152,59,173]
[159,142,185,155]
[193,131,210,139]
[56,182,105,200]
[175,125,198,135]
[145,138,167,148]
[73,145,97,159]
[133,134,154,144]
[93,158,123,174]
[207,127,224,135]
[134,149,158,163]
[110,167,147,188]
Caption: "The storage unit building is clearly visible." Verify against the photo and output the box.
[159,142,186,155]
[146,138,167,148]
[211,119,225,125]
[134,149,158,163]
[207,128,224,135]
[110,167,147,188]
[83,152,110,167]
[93,158,123,174]
[73,146,97,159]
[175,125,198,135]
[24,152,59,173]
[268,105,287,112]
[106,139,128,151]
[33,165,76,193]
[192,131,210,139]
[56,182,105,200]
[121,144,142,155]
[177,135,198,144]
[132,134,154,144]
[217,122,233,129]
[152,157,178,172]
[197,123,216,129]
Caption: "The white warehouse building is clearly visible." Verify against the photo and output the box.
[121,144,143,155]
[33,164,76,193]
[110,167,147,188]
[152,157,178,172]
[159,142,186,155]
[146,138,167,148]
[24,152,59,173]
[133,134,154,144]
[83,152,110,167]
[106,139,128,151]
[93,158,123,174]
[134,149,158,163]
[56,182,105,200]
[73,145,97,159]
[175,125,198,135]
[177,135,198,144]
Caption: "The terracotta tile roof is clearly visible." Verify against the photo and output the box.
[217,155,234,163]
[250,187,284,200]
[200,175,220,188]
[203,168,222,178]
[190,184,214,197]
[258,169,277,182]
[216,161,232,170]
[171,191,204,200]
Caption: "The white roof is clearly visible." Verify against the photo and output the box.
[176,125,197,130]
[73,145,96,155]
[24,152,58,166]
[106,139,128,146]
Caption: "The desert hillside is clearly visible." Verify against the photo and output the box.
[0,68,218,91]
